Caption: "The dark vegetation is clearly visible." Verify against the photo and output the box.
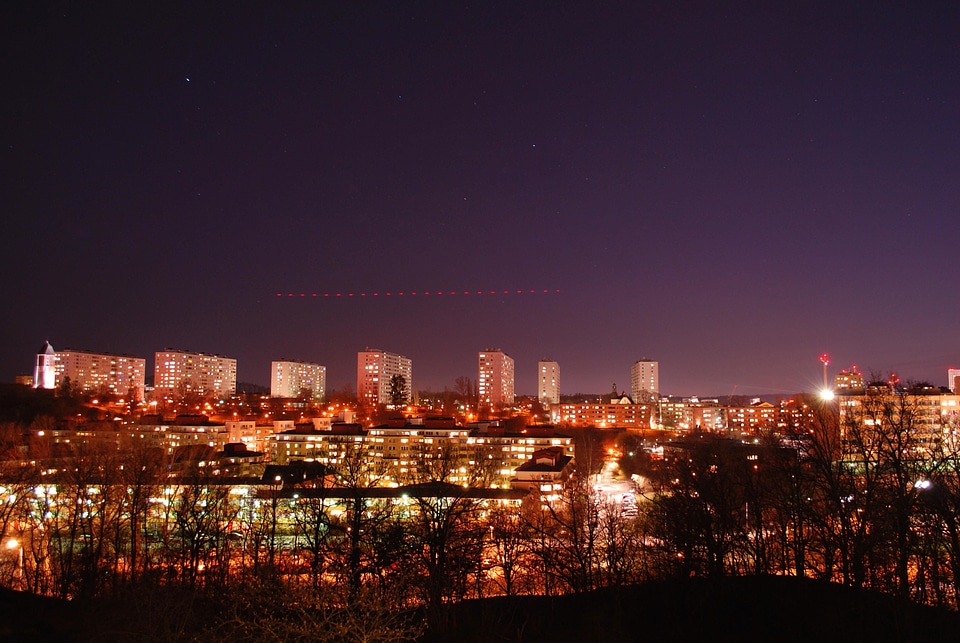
[1,576,958,642]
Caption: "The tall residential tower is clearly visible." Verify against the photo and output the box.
[357,349,412,405]
[631,359,659,402]
[538,359,560,405]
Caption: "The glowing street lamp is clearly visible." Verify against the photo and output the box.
[819,353,833,401]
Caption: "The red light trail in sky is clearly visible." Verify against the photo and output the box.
[275,289,561,298]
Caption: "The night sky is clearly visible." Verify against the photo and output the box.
[3,1,959,397]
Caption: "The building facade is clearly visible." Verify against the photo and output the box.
[270,418,574,488]
[54,349,146,400]
[834,367,865,391]
[659,397,726,431]
[631,359,659,402]
[837,390,960,456]
[271,360,326,400]
[357,349,413,405]
[949,368,960,393]
[154,350,237,399]
[479,349,515,406]
[538,360,560,405]
[550,397,653,429]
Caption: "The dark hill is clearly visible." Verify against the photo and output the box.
[422,576,960,643]
[2,576,959,642]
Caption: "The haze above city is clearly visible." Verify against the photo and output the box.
[3,2,959,397]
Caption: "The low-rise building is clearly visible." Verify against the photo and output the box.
[511,446,575,501]
[550,395,653,429]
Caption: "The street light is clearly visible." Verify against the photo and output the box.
[819,353,833,401]
[6,538,23,583]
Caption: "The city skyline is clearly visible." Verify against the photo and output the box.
[23,338,960,399]
[3,3,959,397]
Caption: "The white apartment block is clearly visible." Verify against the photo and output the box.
[949,368,960,393]
[631,359,659,402]
[479,349,515,406]
[54,349,146,400]
[538,360,560,405]
[357,349,413,405]
[154,350,237,398]
[271,360,326,400]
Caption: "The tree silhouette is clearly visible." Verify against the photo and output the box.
[389,375,408,408]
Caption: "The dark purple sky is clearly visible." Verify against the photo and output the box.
[3,1,959,397]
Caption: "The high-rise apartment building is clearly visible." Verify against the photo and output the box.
[271,361,326,400]
[949,368,960,393]
[631,359,659,402]
[154,350,237,398]
[55,349,146,400]
[33,341,56,390]
[538,359,560,405]
[357,349,412,405]
[479,349,515,406]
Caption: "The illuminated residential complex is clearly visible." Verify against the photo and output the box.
[479,349,515,406]
[270,418,574,488]
[550,395,653,429]
[271,360,326,400]
[538,359,560,405]
[154,350,237,398]
[357,349,412,405]
[838,391,960,455]
[631,359,659,402]
[54,349,146,400]
[659,397,726,431]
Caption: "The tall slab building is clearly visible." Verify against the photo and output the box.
[55,349,146,401]
[479,349,515,406]
[154,350,237,398]
[538,359,560,405]
[271,361,327,400]
[631,359,659,402]
[357,349,412,405]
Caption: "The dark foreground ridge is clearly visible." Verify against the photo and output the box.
[1,575,959,642]
[422,576,960,643]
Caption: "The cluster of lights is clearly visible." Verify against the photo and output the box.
[277,289,561,298]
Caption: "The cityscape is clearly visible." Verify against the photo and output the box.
[1,339,960,638]
[3,0,959,640]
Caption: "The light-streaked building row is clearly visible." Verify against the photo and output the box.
[271,419,574,488]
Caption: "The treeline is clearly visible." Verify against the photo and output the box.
[0,390,958,640]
